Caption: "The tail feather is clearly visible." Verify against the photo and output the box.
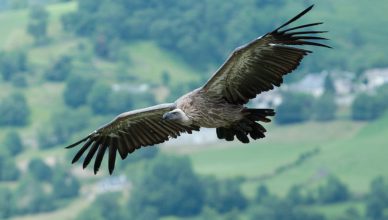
[216,108,275,143]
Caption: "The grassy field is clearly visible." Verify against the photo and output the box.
[179,115,388,197]
[2,1,388,220]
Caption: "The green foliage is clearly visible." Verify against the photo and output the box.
[61,0,301,70]
[351,85,388,121]
[120,146,159,167]
[128,155,204,218]
[27,5,49,45]
[161,70,171,86]
[202,176,247,213]
[318,176,349,204]
[15,175,56,214]
[63,74,95,108]
[0,93,30,126]
[0,50,28,81]
[88,82,156,115]
[87,82,111,115]
[365,177,388,220]
[3,131,24,156]
[351,93,385,121]
[249,198,325,220]
[108,90,135,115]
[286,185,304,205]
[0,187,16,218]
[38,108,90,148]
[276,93,314,124]
[28,158,53,181]
[256,184,270,203]
[45,55,73,81]
[0,150,20,181]
[77,193,127,220]
[324,75,336,94]
[11,73,28,87]
[314,93,337,121]
[51,166,80,199]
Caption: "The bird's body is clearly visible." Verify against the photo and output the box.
[176,88,244,128]
[66,5,330,174]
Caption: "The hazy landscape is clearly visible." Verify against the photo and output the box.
[1,1,388,220]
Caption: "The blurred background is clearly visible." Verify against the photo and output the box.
[1,0,388,219]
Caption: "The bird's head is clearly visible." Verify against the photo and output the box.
[162,109,191,124]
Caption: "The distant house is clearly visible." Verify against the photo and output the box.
[287,71,326,97]
[95,175,131,194]
[360,68,388,91]
[112,83,150,93]
[252,89,282,108]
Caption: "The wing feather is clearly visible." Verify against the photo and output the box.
[66,103,200,174]
[201,4,330,104]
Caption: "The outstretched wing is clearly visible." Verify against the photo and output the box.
[66,103,200,174]
[201,5,330,104]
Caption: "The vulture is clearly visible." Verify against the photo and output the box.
[66,5,330,174]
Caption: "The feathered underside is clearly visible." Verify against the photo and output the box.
[66,103,200,174]
[201,4,330,104]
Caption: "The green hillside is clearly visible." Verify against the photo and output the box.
[1,1,388,220]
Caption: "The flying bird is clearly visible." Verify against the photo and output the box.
[66,5,330,174]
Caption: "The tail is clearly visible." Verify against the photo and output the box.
[216,108,275,143]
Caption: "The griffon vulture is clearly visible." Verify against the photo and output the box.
[66,5,330,174]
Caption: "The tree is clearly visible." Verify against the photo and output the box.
[28,158,52,181]
[27,5,49,45]
[88,82,111,115]
[108,90,134,115]
[256,184,270,203]
[128,156,204,217]
[45,55,72,81]
[0,51,27,81]
[317,176,349,204]
[202,176,247,213]
[0,93,30,126]
[15,175,56,214]
[286,185,304,205]
[314,93,337,121]
[0,187,16,218]
[63,74,95,108]
[3,131,24,156]
[323,74,336,94]
[0,151,20,181]
[52,167,80,199]
[77,193,126,220]
[276,93,314,124]
[161,70,171,86]
[366,177,388,220]
[351,93,384,121]
[38,109,90,148]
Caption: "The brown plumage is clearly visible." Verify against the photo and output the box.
[66,5,330,174]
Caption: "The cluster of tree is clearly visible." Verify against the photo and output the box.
[77,155,249,220]
[38,108,91,148]
[276,91,337,125]
[77,155,359,220]
[62,0,312,71]
[0,159,80,218]
[365,177,388,220]
[351,84,388,121]
[64,79,156,115]
[0,93,31,126]
[0,50,28,83]
[0,132,24,180]
[27,5,49,45]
